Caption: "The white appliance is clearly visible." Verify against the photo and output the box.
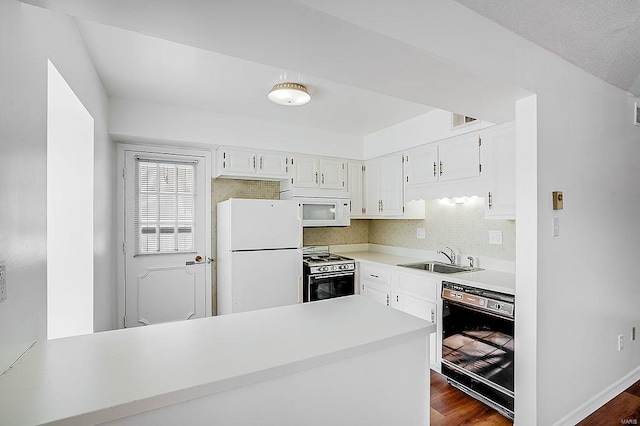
[280,189,350,227]
[217,198,303,315]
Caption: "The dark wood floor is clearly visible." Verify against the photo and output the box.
[577,379,640,425]
[430,370,512,426]
[431,370,640,425]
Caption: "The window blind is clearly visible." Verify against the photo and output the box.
[134,157,196,255]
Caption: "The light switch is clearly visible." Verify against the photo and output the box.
[552,217,560,237]
[416,228,425,239]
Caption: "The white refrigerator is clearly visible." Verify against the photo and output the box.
[217,198,303,315]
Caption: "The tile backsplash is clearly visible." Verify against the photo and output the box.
[368,197,515,261]
[303,220,369,246]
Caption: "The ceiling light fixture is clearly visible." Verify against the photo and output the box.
[267,82,311,106]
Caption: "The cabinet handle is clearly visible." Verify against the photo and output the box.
[321,173,325,184]
[362,284,365,291]
[260,156,263,169]
[433,162,436,177]
[488,191,493,209]
[381,200,384,212]
[370,274,379,278]
[253,155,256,170]
[440,161,443,176]
[396,295,399,302]
[315,172,318,183]
[430,309,435,323]
[406,176,409,183]
[386,294,389,306]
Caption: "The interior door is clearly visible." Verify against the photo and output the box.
[123,148,211,327]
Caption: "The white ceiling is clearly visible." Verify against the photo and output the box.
[76,21,434,137]
[23,0,640,142]
[453,0,640,97]
[23,0,529,141]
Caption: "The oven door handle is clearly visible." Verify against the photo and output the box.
[310,272,355,280]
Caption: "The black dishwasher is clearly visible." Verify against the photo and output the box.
[441,280,515,420]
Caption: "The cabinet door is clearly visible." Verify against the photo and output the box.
[404,144,438,186]
[364,158,382,217]
[347,162,364,217]
[291,155,319,188]
[319,159,345,189]
[362,280,390,306]
[258,152,288,178]
[380,154,404,216]
[219,149,256,175]
[483,123,516,219]
[392,292,437,368]
[438,133,481,182]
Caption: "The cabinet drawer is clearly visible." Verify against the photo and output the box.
[396,272,438,301]
[359,263,392,285]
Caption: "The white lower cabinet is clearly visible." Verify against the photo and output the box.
[358,261,441,371]
[394,271,440,370]
[359,262,392,306]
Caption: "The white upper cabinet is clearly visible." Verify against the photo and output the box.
[403,144,438,186]
[404,133,481,187]
[364,154,404,217]
[482,122,516,219]
[215,147,288,180]
[437,133,481,182]
[319,158,345,189]
[286,155,346,190]
[403,132,484,201]
[347,161,365,218]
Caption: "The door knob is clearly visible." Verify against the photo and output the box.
[186,256,213,266]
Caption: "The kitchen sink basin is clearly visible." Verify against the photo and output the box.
[397,261,482,274]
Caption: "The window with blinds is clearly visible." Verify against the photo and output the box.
[135,158,196,255]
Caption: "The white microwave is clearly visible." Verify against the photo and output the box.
[296,197,350,227]
[280,189,351,227]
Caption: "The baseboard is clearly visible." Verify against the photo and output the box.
[554,365,640,425]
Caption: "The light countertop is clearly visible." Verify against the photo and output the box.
[334,249,515,295]
[0,296,433,425]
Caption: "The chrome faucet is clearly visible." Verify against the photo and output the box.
[437,246,456,265]
[467,256,475,269]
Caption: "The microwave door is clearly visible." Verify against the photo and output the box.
[302,202,337,221]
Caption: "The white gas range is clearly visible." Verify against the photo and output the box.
[302,246,356,302]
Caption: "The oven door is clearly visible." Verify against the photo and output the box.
[441,299,515,415]
[306,272,355,302]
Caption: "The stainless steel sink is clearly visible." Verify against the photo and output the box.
[397,261,482,274]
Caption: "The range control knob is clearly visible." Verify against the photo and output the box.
[494,303,502,310]
[320,266,329,272]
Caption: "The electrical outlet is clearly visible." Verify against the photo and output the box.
[489,231,503,245]
[618,334,624,351]
[0,262,6,302]
[416,228,425,239]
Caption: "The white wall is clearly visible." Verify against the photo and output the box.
[363,109,494,159]
[0,0,116,371]
[47,60,95,339]
[109,98,364,160]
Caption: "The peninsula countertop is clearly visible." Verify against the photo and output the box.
[0,296,433,425]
